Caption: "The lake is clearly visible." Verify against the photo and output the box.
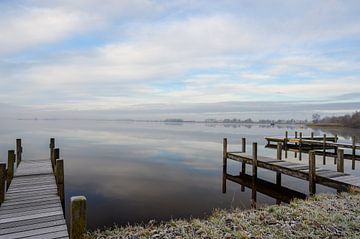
[0,119,359,229]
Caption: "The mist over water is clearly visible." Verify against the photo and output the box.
[0,119,359,229]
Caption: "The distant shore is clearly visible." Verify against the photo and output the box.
[306,122,343,127]
[87,191,359,239]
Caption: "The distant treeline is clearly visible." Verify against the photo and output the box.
[316,111,360,128]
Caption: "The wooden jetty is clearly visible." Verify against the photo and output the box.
[223,138,360,199]
[265,131,359,169]
[0,138,87,239]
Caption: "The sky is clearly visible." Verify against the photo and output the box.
[1,0,360,120]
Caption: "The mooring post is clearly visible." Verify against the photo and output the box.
[7,150,15,190]
[241,138,246,177]
[16,138,22,167]
[294,131,298,158]
[0,163,6,204]
[251,142,257,208]
[352,136,356,170]
[276,142,282,186]
[334,134,338,164]
[70,196,87,239]
[52,148,60,172]
[323,134,326,165]
[222,138,227,193]
[311,132,314,139]
[309,151,316,195]
[50,138,55,167]
[284,131,288,159]
[299,132,302,161]
[337,149,344,173]
[56,159,65,211]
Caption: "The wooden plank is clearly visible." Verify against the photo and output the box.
[0,215,64,230]
[0,225,68,239]
[0,203,61,215]
[0,199,61,211]
[0,206,63,220]
[0,219,66,235]
[0,211,63,224]
[316,171,347,178]
[14,229,69,239]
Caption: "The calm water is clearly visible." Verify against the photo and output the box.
[0,119,359,229]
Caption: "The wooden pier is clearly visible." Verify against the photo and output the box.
[265,131,359,169]
[223,138,360,199]
[0,138,87,239]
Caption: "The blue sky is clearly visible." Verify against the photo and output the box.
[0,0,360,118]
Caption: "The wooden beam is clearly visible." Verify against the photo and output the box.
[70,196,87,239]
[0,163,6,204]
[7,150,15,190]
[56,159,65,211]
[336,149,344,173]
[16,139,22,167]
[309,151,316,195]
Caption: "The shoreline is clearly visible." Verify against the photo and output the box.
[87,191,360,239]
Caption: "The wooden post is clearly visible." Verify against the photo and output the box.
[0,163,6,204]
[352,136,356,170]
[251,142,257,208]
[70,196,87,239]
[311,132,314,139]
[337,149,344,173]
[7,150,15,190]
[299,132,302,161]
[52,148,60,172]
[284,131,288,159]
[241,138,246,178]
[323,134,326,165]
[309,151,316,195]
[242,138,246,153]
[56,159,65,210]
[294,131,298,158]
[276,143,282,186]
[16,138,22,167]
[222,138,227,193]
[50,138,55,169]
[334,134,338,164]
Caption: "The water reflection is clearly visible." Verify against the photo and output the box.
[0,119,358,229]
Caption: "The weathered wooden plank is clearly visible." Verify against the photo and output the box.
[0,219,66,235]
[0,226,68,239]
[15,229,69,239]
[0,198,61,211]
[0,206,63,219]
[0,210,63,224]
[316,171,347,178]
[0,203,61,215]
[0,214,64,230]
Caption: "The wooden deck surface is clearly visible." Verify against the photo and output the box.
[0,159,69,239]
[227,152,360,190]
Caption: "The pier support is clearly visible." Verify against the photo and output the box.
[70,196,87,239]
[284,131,288,159]
[337,149,344,173]
[276,143,282,186]
[294,131,298,158]
[56,159,65,211]
[352,136,356,170]
[251,142,258,208]
[222,138,227,194]
[7,150,15,190]
[52,148,60,172]
[16,139,22,167]
[323,134,326,165]
[0,163,5,204]
[240,138,246,191]
[299,132,302,161]
[309,151,316,195]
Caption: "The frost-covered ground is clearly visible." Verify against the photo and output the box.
[88,191,360,239]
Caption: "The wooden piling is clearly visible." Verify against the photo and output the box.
[309,151,316,195]
[70,196,87,239]
[284,131,288,159]
[334,134,338,164]
[294,131,298,158]
[352,136,356,170]
[276,143,282,186]
[323,134,326,165]
[241,138,246,177]
[16,138,22,167]
[311,132,314,139]
[222,138,227,193]
[52,148,60,172]
[0,163,5,204]
[251,142,257,208]
[56,159,65,210]
[299,132,302,161]
[337,149,344,173]
[7,150,15,190]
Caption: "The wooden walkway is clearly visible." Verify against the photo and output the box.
[227,152,360,191]
[0,157,69,239]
